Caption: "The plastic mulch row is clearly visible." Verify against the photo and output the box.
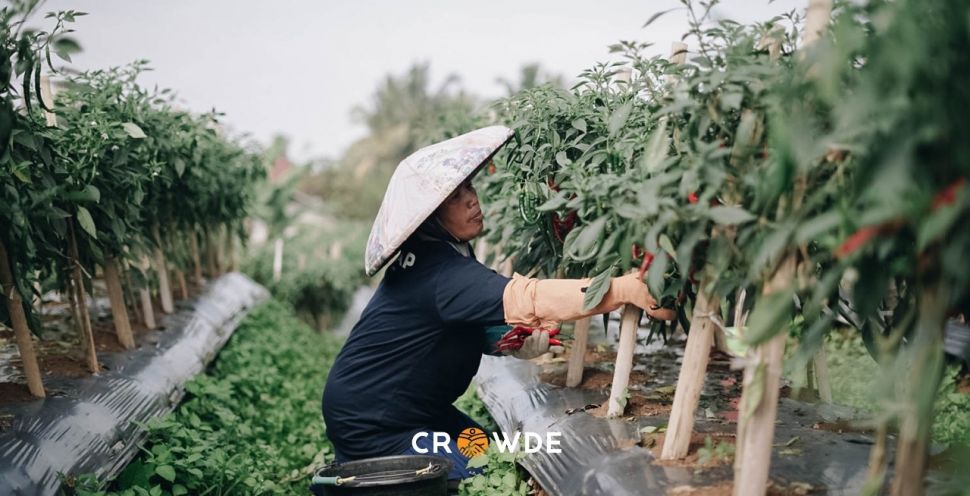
[474,316,879,496]
[0,272,269,495]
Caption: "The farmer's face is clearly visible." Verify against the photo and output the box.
[437,178,484,241]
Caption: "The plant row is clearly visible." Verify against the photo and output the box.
[1,5,265,395]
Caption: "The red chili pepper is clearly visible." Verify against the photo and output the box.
[931,177,966,210]
[488,164,497,175]
[834,219,905,259]
[637,252,655,280]
[688,191,698,204]
[546,176,561,192]
[834,226,880,259]
[631,244,645,260]
[552,210,578,243]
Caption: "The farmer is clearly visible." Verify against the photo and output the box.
[321,125,674,482]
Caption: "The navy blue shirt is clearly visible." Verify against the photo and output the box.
[322,238,511,460]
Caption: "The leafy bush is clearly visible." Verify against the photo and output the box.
[242,222,368,330]
[64,300,342,495]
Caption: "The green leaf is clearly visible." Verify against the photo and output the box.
[76,207,97,239]
[466,454,489,469]
[555,151,569,166]
[643,8,677,28]
[741,363,766,419]
[743,288,794,346]
[708,206,756,225]
[647,252,669,300]
[122,122,147,139]
[607,99,634,138]
[917,203,960,250]
[175,158,186,177]
[172,485,188,496]
[155,465,176,483]
[566,216,607,261]
[583,267,613,312]
[639,120,668,173]
[658,233,676,260]
[571,118,587,133]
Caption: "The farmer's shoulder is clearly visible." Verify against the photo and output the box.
[386,239,455,275]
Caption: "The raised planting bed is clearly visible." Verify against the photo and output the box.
[474,315,887,496]
[0,273,268,495]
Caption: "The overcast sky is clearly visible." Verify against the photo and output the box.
[34,0,803,161]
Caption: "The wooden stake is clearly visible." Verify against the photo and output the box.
[864,423,890,494]
[607,305,642,417]
[66,270,84,342]
[39,75,57,127]
[226,226,238,272]
[103,257,135,350]
[138,255,156,329]
[189,232,204,286]
[891,282,948,496]
[662,285,720,459]
[68,223,99,374]
[272,237,284,283]
[733,255,796,496]
[565,316,591,387]
[0,241,45,397]
[803,0,833,46]
[153,226,174,314]
[175,268,189,300]
[121,259,142,324]
[813,346,832,403]
[205,229,218,277]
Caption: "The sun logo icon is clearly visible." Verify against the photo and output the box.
[456,427,489,457]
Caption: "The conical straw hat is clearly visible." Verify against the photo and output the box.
[364,125,513,276]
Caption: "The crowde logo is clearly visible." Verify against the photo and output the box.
[456,427,489,457]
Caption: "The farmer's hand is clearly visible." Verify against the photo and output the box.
[492,326,564,359]
[509,329,565,360]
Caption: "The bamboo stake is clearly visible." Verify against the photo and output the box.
[565,316,591,387]
[153,226,174,314]
[607,305,642,417]
[68,222,99,373]
[662,283,720,459]
[103,257,135,350]
[189,231,204,286]
[0,241,45,397]
[733,255,796,496]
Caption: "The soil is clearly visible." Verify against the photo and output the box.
[583,346,616,364]
[810,420,873,434]
[0,382,40,403]
[666,481,815,495]
[540,367,649,390]
[40,351,95,377]
[647,431,736,468]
